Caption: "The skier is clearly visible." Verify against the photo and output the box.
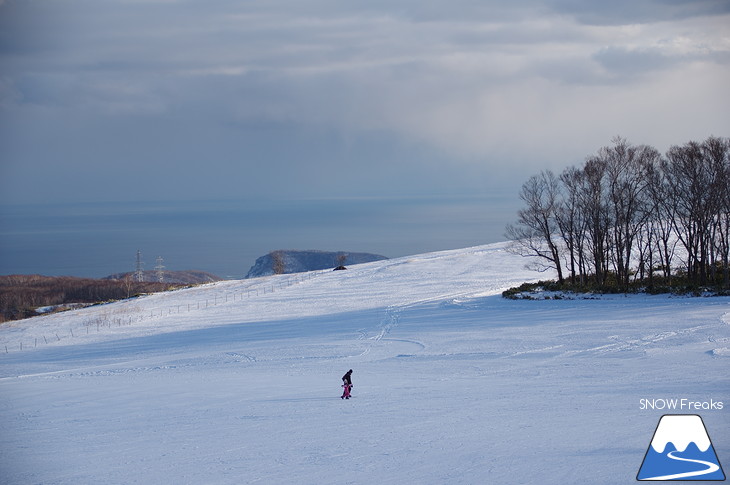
[341,382,351,399]
[341,369,353,399]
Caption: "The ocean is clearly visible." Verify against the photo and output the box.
[0,194,520,279]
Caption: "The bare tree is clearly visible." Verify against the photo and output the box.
[644,159,678,283]
[272,251,286,275]
[663,140,721,284]
[123,273,135,298]
[506,170,565,283]
[577,156,611,285]
[557,166,588,284]
[600,139,659,287]
[703,136,730,287]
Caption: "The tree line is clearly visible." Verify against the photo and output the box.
[506,135,730,291]
[0,275,175,323]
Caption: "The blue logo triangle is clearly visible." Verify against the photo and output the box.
[638,415,725,481]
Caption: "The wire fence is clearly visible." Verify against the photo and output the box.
[2,271,323,354]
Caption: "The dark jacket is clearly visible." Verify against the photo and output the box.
[342,370,353,386]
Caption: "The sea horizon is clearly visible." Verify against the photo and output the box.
[0,193,520,279]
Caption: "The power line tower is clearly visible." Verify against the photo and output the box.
[135,250,145,282]
[155,256,165,283]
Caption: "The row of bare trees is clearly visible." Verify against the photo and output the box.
[506,136,730,290]
[0,275,175,323]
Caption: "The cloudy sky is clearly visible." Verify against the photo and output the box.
[2,0,728,206]
[0,1,729,277]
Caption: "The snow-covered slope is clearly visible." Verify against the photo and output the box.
[1,242,728,484]
[0,243,534,353]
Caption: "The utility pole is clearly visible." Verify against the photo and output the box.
[155,256,165,283]
[135,250,144,282]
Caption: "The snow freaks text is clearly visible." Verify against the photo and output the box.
[640,398,724,411]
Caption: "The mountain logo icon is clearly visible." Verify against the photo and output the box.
[637,414,726,481]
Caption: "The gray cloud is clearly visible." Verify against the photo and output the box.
[547,0,730,25]
[1,0,728,205]
[593,46,681,79]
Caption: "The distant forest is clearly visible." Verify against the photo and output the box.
[507,135,730,291]
[0,275,176,323]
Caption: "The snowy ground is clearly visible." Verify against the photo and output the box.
[1,242,728,484]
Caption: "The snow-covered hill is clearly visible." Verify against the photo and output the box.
[244,249,388,278]
[1,242,728,484]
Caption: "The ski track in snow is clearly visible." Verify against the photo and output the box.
[558,324,716,357]
[1,242,729,484]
